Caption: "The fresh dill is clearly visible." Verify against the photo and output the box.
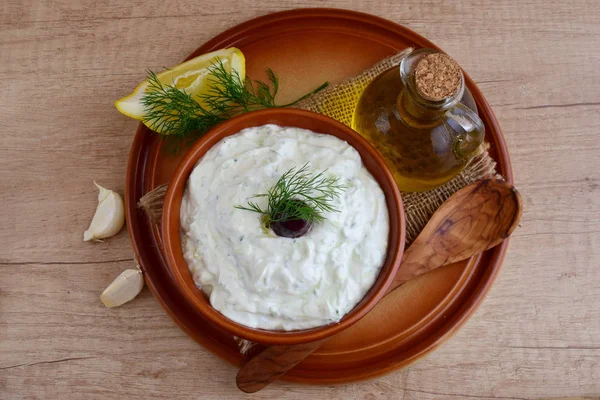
[140,60,328,152]
[235,163,347,226]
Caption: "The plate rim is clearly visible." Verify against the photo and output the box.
[125,7,513,384]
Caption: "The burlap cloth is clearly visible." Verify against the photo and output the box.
[140,48,497,244]
[138,48,499,353]
[293,49,497,243]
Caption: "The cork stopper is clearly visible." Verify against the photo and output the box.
[415,53,462,101]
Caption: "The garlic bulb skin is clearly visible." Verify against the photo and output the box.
[84,182,125,241]
[101,268,144,308]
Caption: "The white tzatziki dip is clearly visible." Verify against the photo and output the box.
[180,124,389,330]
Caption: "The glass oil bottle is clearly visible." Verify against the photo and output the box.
[352,48,485,192]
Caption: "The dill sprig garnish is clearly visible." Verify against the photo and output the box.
[140,60,328,152]
[235,163,347,226]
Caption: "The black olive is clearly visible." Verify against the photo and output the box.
[269,200,313,238]
[270,218,313,238]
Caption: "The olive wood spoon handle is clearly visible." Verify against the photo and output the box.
[236,179,523,393]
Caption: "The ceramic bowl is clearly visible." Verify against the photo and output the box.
[162,108,405,345]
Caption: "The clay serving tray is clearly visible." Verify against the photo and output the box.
[125,8,513,383]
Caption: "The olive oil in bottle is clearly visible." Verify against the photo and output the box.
[352,48,485,192]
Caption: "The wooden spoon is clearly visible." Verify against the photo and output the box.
[236,179,523,393]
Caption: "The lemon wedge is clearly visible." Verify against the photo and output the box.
[115,47,245,129]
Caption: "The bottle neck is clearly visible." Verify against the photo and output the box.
[396,90,444,124]
[396,48,466,126]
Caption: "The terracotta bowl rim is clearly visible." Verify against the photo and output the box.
[162,108,406,345]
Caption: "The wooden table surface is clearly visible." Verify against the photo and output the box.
[2,0,599,399]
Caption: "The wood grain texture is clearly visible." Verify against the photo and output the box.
[391,179,522,289]
[1,0,598,399]
[236,339,328,393]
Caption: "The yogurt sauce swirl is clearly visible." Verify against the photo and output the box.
[181,124,389,330]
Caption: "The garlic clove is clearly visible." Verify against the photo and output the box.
[101,268,144,308]
[84,182,125,241]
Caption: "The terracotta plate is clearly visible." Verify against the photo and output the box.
[125,8,513,384]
